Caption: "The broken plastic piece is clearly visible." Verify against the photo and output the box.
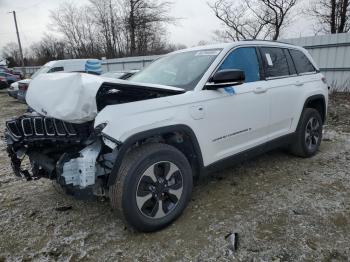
[225,232,239,252]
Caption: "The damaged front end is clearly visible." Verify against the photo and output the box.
[5,112,116,195]
[5,72,185,196]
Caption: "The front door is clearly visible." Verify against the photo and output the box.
[193,47,271,166]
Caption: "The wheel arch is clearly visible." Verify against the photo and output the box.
[107,124,204,186]
[303,94,327,123]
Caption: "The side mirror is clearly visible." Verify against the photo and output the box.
[205,69,245,90]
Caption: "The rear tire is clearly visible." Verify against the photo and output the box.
[289,108,323,158]
[110,143,193,232]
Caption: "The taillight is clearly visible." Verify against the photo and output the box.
[0,76,6,81]
[19,83,29,91]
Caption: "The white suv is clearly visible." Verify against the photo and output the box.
[5,41,328,232]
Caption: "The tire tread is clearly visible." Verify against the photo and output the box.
[289,108,323,158]
[109,143,192,232]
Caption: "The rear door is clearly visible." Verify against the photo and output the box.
[288,48,321,128]
[258,46,301,139]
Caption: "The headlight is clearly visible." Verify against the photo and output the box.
[102,136,118,149]
[94,123,121,149]
[84,123,108,145]
[94,123,107,134]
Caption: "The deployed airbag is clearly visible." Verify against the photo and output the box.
[27,73,104,123]
[26,73,184,124]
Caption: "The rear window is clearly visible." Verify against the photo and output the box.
[260,47,290,78]
[289,49,316,74]
[48,67,64,73]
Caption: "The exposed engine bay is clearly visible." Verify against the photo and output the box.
[5,112,115,190]
[96,81,185,111]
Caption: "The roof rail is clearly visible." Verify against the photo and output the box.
[241,39,293,45]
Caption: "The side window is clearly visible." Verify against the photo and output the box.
[283,49,297,75]
[260,47,290,78]
[48,67,64,73]
[289,49,316,74]
[219,47,260,83]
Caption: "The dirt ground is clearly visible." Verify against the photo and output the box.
[0,90,350,262]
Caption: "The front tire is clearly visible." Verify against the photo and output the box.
[110,143,193,232]
[289,108,323,157]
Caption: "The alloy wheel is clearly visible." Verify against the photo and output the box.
[136,161,183,219]
[305,117,321,151]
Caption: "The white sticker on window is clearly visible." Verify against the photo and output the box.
[195,50,221,56]
[265,53,273,66]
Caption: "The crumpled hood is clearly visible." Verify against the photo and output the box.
[26,73,184,124]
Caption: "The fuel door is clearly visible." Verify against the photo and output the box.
[189,105,205,120]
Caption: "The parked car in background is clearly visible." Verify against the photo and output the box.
[16,79,31,102]
[0,67,12,74]
[13,70,23,79]
[10,69,24,79]
[102,70,139,80]
[16,59,102,103]
[7,82,19,98]
[0,72,20,84]
[0,75,8,89]
[0,67,22,79]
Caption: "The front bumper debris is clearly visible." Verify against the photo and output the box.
[5,113,93,181]
[6,143,32,180]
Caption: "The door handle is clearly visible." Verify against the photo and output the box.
[295,81,304,87]
[254,87,267,94]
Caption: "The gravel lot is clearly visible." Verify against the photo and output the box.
[0,90,349,261]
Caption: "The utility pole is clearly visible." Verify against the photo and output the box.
[10,11,25,74]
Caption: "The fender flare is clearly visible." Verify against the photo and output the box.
[302,94,327,123]
[106,124,204,186]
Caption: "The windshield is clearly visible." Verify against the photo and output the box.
[129,49,222,91]
[31,66,51,79]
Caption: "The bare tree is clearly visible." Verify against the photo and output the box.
[3,0,180,66]
[50,2,103,58]
[210,0,298,41]
[49,0,174,58]
[30,34,67,65]
[122,0,174,55]
[89,0,126,57]
[2,42,22,67]
[309,0,350,34]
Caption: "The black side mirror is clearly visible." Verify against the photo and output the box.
[205,69,245,90]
